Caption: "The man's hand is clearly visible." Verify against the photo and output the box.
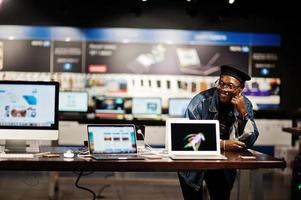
[231,94,247,117]
[224,139,246,151]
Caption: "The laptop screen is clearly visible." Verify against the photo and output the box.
[88,125,137,154]
[94,96,125,114]
[59,91,88,112]
[132,97,161,115]
[168,120,219,152]
[171,123,216,151]
[168,98,190,117]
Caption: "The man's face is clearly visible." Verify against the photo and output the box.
[216,75,243,104]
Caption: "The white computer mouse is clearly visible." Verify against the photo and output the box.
[63,150,74,158]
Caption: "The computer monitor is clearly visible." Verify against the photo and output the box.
[168,98,190,117]
[132,97,162,115]
[0,80,59,152]
[94,96,125,114]
[59,91,88,112]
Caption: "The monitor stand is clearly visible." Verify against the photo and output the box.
[4,140,40,153]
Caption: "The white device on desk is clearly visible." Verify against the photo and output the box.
[63,150,75,158]
[0,80,59,153]
[166,118,227,160]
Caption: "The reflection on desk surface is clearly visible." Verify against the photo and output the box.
[0,148,286,172]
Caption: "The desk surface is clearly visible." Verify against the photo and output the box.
[0,149,285,171]
[282,127,301,135]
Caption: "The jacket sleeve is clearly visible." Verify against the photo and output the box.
[184,96,202,120]
[237,100,259,148]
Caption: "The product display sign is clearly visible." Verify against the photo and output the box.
[251,46,279,77]
[1,39,50,72]
[0,26,283,111]
[85,42,249,75]
[53,41,83,72]
[0,26,281,76]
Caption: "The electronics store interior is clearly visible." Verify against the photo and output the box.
[0,0,300,200]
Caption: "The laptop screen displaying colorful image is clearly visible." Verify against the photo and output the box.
[171,123,217,151]
[87,125,138,154]
[94,96,125,114]
[166,119,221,156]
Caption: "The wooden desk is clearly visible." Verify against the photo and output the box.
[0,150,285,171]
[282,127,301,152]
[283,127,301,136]
[0,149,286,200]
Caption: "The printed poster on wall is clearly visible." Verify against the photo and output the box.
[0,39,51,72]
[52,41,83,73]
[85,42,249,75]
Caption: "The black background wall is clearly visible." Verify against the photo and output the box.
[0,0,300,111]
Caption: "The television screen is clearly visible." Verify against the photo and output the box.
[168,98,190,117]
[94,96,125,114]
[132,97,161,115]
[59,91,88,112]
[0,81,58,128]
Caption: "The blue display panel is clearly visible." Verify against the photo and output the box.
[0,26,280,46]
[0,25,280,77]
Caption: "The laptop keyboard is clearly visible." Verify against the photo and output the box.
[170,154,227,160]
[92,154,144,160]
[0,153,34,158]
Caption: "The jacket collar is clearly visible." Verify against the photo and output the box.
[209,89,219,113]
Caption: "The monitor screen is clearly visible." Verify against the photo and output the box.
[170,122,217,151]
[132,97,162,115]
[88,125,137,154]
[59,91,88,112]
[94,96,125,114]
[168,98,190,117]
[0,80,59,140]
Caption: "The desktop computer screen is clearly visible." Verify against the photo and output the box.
[94,96,125,114]
[132,97,162,115]
[168,98,190,117]
[59,91,88,112]
[0,80,59,141]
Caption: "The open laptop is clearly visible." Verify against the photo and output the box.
[59,91,88,119]
[168,98,190,117]
[166,118,227,160]
[93,96,125,119]
[131,97,162,120]
[87,124,144,160]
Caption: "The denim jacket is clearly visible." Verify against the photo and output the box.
[179,87,259,191]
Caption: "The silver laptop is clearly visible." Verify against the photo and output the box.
[131,97,162,120]
[166,118,227,160]
[87,124,144,160]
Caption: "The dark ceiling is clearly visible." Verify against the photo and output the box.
[0,0,299,23]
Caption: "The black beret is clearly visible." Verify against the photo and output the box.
[220,64,251,84]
